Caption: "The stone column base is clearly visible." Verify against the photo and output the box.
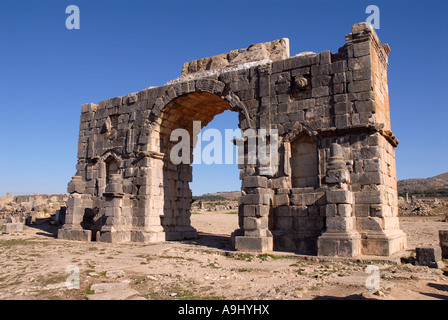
[273,230,322,255]
[165,226,198,241]
[131,230,166,243]
[230,228,245,248]
[235,236,273,253]
[317,232,361,257]
[360,230,407,256]
[58,228,91,242]
[98,230,131,243]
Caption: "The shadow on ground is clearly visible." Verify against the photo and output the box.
[181,232,234,251]
[26,221,234,251]
[26,218,60,238]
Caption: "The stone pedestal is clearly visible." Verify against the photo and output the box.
[235,235,273,253]
[235,180,274,253]
[58,177,92,242]
[317,232,361,257]
[131,230,166,243]
[58,226,91,242]
[164,226,198,241]
[318,144,361,257]
[98,174,130,243]
[416,247,444,269]
[360,229,407,256]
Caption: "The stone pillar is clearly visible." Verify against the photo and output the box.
[234,175,273,252]
[318,143,361,257]
[58,175,92,242]
[98,174,129,243]
[131,155,167,243]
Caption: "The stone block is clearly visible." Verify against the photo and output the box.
[332,73,346,85]
[325,204,337,217]
[235,236,273,253]
[353,42,370,57]
[352,68,371,81]
[243,205,256,217]
[326,217,354,231]
[302,193,316,206]
[439,230,448,258]
[363,159,381,172]
[276,206,292,217]
[326,169,350,184]
[354,100,375,113]
[241,194,272,206]
[356,172,382,185]
[354,205,370,217]
[292,99,315,110]
[270,177,291,189]
[370,204,392,218]
[354,191,383,204]
[81,103,98,114]
[311,86,329,98]
[329,60,347,74]
[352,22,374,35]
[319,50,331,64]
[356,217,383,231]
[274,194,289,207]
[244,217,260,230]
[242,176,268,188]
[58,229,91,242]
[311,75,331,87]
[67,176,85,194]
[416,247,443,268]
[2,223,23,234]
[326,190,352,204]
[334,102,349,115]
[335,114,350,127]
[337,204,352,217]
[290,53,319,68]
[318,233,361,257]
[348,80,372,93]
[348,55,371,71]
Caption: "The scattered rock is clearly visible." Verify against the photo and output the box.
[416,247,444,269]
[2,222,24,234]
[89,281,139,300]
[106,270,125,279]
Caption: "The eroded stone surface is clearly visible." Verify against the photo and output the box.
[181,38,290,76]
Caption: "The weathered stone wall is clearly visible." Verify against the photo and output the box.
[59,22,406,257]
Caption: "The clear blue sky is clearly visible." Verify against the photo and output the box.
[0,0,447,196]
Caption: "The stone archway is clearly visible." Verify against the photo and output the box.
[59,23,407,257]
[154,90,243,241]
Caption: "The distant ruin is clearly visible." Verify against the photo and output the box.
[58,22,407,257]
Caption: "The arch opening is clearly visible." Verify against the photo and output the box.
[156,92,242,243]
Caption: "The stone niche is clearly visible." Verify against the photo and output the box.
[59,22,406,257]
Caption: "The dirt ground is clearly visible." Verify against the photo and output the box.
[0,211,447,300]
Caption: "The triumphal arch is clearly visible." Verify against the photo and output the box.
[58,23,407,257]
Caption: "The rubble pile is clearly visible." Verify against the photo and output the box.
[0,193,68,231]
[398,196,447,217]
